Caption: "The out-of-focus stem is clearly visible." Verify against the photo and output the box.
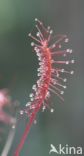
[1,127,16,156]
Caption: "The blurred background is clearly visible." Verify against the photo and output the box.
[0,0,84,156]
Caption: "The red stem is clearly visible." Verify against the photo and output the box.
[14,105,41,156]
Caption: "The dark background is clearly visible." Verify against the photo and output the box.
[0,0,84,156]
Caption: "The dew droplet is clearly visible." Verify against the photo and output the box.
[65,38,69,43]
[50,108,54,113]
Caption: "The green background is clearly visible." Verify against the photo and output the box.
[0,0,84,156]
